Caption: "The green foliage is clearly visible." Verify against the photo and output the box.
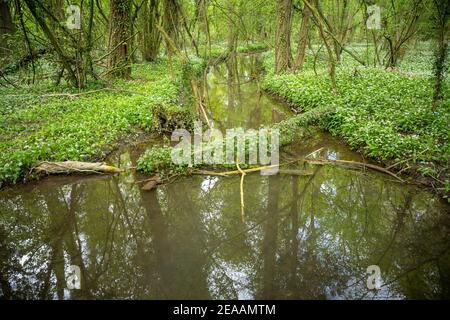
[137,128,282,176]
[263,63,450,171]
[198,42,269,60]
[0,59,189,187]
[236,42,269,53]
[137,146,185,175]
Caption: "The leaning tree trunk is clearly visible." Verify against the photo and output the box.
[294,0,311,71]
[107,0,132,78]
[274,0,293,74]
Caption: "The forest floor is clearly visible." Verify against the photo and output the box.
[0,59,192,187]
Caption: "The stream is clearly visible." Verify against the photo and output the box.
[0,54,449,300]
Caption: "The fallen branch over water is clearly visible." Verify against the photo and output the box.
[279,169,315,176]
[34,161,123,175]
[304,158,405,183]
[191,157,403,182]
[192,166,316,177]
[236,163,246,222]
[191,164,281,176]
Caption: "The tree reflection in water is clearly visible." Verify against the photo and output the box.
[0,54,449,300]
[0,152,449,299]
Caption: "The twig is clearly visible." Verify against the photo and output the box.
[304,147,324,159]
[304,158,405,183]
[236,163,246,222]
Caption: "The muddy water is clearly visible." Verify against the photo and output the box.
[0,55,449,300]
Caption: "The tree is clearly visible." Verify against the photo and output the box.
[23,0,82,86]
[432,0,450,106]
[107,0,132,78]
[294,0,312,71]
[163,0,181,54]
[274,0,293,74]
[140,0,162,61]
[0,0,16,56]
[304,0,337,94]
[382,0,424,68]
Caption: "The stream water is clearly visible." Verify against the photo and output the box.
[0,54,449,300]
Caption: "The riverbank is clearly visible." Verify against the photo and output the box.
[0,59,196,188]
[0,43,270,188]
[261,52,450,200]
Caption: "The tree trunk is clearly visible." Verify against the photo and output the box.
[227,0,237,54]
[0,0,16,56]
[0,0,14,35]
[294,1,311,71]
[304,0,337,95]
[163,0,180,53]
[196,0,210,51]
[107,0,132,78]
[274,0,293,74]
[141,0,161,61]
[432,0,450,107]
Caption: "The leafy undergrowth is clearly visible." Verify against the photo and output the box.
[136,107,329,177]
[0,58,192,187]
[198,42,269,60]
[262,65,450,198]
[137,133,270,177]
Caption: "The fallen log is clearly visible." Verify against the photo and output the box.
[34,161,123,175]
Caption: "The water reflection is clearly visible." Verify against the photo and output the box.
[202,54,290,130]
[0,55,449,300]
[1,138,449,299]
